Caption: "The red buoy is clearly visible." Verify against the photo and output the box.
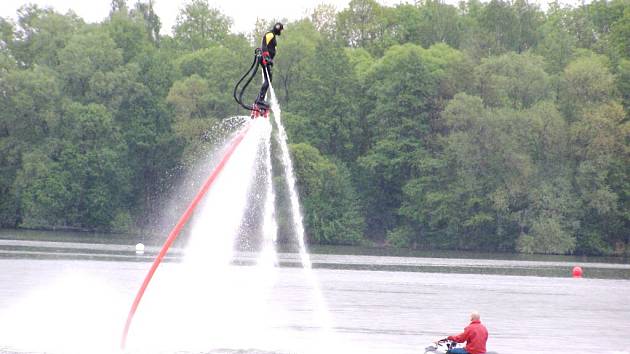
[572,266,583,278]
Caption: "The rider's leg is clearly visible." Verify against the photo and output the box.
[256,64,273,105]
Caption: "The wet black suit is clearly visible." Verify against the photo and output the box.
[256,30,278,105]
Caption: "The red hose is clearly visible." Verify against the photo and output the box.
[121,125,251,349]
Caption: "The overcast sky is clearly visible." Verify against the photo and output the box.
[1,0,588,36]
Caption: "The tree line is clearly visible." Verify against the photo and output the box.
[0,0,628,255]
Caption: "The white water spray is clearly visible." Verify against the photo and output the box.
[267,91,310,269]
[268,82,339,353]
[128,117,279,352]
[259,118,278,269]
[0,270,127,354]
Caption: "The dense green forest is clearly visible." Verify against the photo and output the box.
[0,0,628,255]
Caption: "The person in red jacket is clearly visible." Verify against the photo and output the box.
[444,311,488,354]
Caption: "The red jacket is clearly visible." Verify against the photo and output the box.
[448,320,488,354]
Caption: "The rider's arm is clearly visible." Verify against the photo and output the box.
[447,326,470,343]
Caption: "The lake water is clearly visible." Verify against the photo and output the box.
[0,230,629,354]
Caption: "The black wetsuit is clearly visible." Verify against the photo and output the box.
[256,30,278,105]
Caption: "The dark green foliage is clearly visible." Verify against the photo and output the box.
[289,38,361,162]
[172,0,232,51]
[336,0,387,54]
[389,1,463,49]
[355,44,438,238]
[290,143,365,245]
[618,59,630,110]
[610,7,630,58]
[10,4,84,68]
[471,0,543,55]
[475,52,551,109]
[17,102,131,229]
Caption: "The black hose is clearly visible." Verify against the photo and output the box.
[233,49,263,112]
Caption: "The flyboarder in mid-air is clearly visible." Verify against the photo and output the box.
[255,22,283,111]
[233,22,284,119]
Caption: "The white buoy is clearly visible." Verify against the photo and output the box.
[135,243,145,255]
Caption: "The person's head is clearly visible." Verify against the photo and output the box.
[272,22,284,35]
[470,311,480,322]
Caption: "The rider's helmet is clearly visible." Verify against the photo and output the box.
[272,22,284,35]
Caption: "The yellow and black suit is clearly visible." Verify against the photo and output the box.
[256,23,283,106]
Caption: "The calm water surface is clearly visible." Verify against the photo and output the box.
[0,230,629,354]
